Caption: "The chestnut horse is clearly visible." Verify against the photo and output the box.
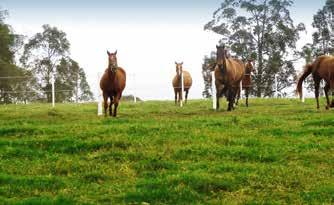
[215,45,245,111]
[297,55,334,109]
[100,50,126,117]
[172,62,192,105]
[236,59,254,107]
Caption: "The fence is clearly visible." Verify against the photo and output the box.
[210,72,306,110]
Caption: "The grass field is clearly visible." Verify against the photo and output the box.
[0,98,333,204]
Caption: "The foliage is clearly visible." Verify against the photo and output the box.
[19,24,93,103]
[204,0,305,97]
[202,51,216,98]
[0,9,34,104]
[20,24,70,102]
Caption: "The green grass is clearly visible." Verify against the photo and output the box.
[0,98,333,204]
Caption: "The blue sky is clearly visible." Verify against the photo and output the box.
[1,0,328,100]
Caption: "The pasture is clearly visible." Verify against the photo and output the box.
[0,99,333,204]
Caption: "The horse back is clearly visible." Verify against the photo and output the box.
[226,58,245,82]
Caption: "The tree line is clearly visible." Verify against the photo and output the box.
[0,9,93,104]
[202,0,334,98]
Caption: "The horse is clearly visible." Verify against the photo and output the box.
[297,55,334,109]
[172,62,192,105]
[214,45,245,111]
[100,50,126,117]
[236,59,254,107]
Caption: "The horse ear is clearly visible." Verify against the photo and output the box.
[175,61,177,65]
[181,62,183,65]
[107,50,110,55]
[114,50,117,55]
[216,45,219,49]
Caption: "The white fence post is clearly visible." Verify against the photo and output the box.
[180,72,184,107]
[51,72,55,108]
[97,73,103,116]
[212,72,217,110]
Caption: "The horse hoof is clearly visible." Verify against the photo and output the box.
[326,106,330,110]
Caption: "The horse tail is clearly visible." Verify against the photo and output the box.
[296,64,313,99]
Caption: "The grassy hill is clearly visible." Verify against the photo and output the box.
[0,98,333,204]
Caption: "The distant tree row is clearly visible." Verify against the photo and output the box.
[0,9,93,104]
[202,0,334,98]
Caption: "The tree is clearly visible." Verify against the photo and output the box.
[0,8,35,104]
[55,58,93,102]
[204,0,305,97]
[20,24,70,102]
[202,52,216,98]
[311,0,334,56]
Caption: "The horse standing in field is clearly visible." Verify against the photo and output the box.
[172,62,192,105]
[100,50,126,117]
[297,55,334,109]
[214,45,245,111]
[236,59,254,107]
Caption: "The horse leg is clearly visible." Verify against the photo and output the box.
[113,93,120,117]
[245,88,249,107]
[227,88,233,111]
[235,87,240,106]
[216,85,223,110]
[324,82,330,110]
[103,93,108,117]
[314,77,320,109]
[174,89,177,105]
[109,96,114,116]
[185,89,189,104]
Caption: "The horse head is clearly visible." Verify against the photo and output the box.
[175,62,183,77]
[245,59,254,74]
[107,50,118,73]
[216,45,227,73]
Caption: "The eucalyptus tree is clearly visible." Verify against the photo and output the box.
[204,0,305,97]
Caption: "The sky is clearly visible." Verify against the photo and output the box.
[1,0,327,100]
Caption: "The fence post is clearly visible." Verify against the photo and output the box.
[51,71,55,108]
[180,72,184,107]
[212,72,217,110]
[97,73,103,116]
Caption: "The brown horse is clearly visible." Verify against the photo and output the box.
[100,50,126,117]
[236,59,254,107]
[297,55,334,109]
[215,45,245,111]
[172,62,192,105]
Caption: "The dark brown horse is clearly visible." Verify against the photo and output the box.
[236,59,254,107]
[214,45,245,111]
[172,62,192,105]
[297,55,334,109]
[100,50,126,117]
